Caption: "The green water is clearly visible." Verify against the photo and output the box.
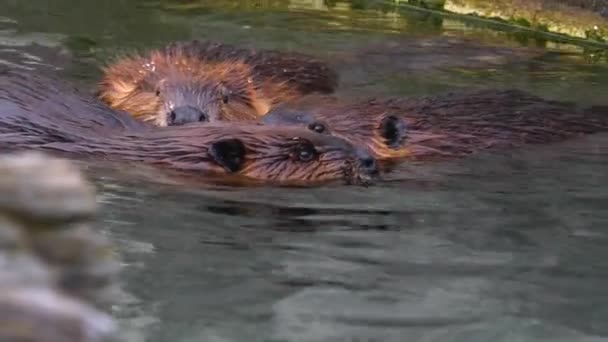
[1,1,608,341]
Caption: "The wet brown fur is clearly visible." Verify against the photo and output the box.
[97,40,338,126]
[262,90,608,167]
[263,95,410,165]
[0,67,374,186]
[161,40,338,94]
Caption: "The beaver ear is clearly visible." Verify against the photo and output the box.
[208,139,246,173]
[379,115,407,148]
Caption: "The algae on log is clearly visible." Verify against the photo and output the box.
[398,0,608,44]
[437,0,608,43]
[0,152,121,342]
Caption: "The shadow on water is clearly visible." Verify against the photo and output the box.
[2,0,608,341]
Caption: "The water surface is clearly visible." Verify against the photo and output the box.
[1,1,608,341]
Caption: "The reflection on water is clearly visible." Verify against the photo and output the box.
[1,0,608,341]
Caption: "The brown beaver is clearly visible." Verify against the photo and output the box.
[0,67,377,187]
[262,95,410,171]
[96,40,338,127]
[261,90,608,167]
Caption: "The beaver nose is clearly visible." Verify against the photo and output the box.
[168,106,208,125]
[360,157,378,174]
[356,149,380,181]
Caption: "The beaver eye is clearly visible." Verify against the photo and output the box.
[222,94,229,104]
[307,122,326,134]
[292,140,317,162]
[155,89,161,97]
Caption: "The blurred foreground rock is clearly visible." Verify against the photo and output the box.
[0,152,121,342]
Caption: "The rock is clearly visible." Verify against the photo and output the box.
[0,288,116,342]
[29,223,121,308]
[0,152,96,224]
[0,151,122,342]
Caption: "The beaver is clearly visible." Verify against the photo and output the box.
[262,95,410,171]
[96,40,338,127]
[261,90,608,166]
[0,67,378,187]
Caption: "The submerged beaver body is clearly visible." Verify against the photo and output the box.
[97,40,338,127]
[262,90,608,167]
[0,68,377,186]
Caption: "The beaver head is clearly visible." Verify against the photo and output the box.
[261,100,411,168]
[97,52,263,127]
[103,123,381,186]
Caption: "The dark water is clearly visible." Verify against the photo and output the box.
[2,1,608,341]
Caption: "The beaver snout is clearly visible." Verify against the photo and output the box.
[355,149,380,184]
[168,106,208,126]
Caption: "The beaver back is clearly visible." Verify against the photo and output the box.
[261,89,608,163]
[162,40,338,94]
[380,89,608,159]
[0,66,145,146]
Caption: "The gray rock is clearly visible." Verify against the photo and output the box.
[0,152,96,224]
[0,152,122,342]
